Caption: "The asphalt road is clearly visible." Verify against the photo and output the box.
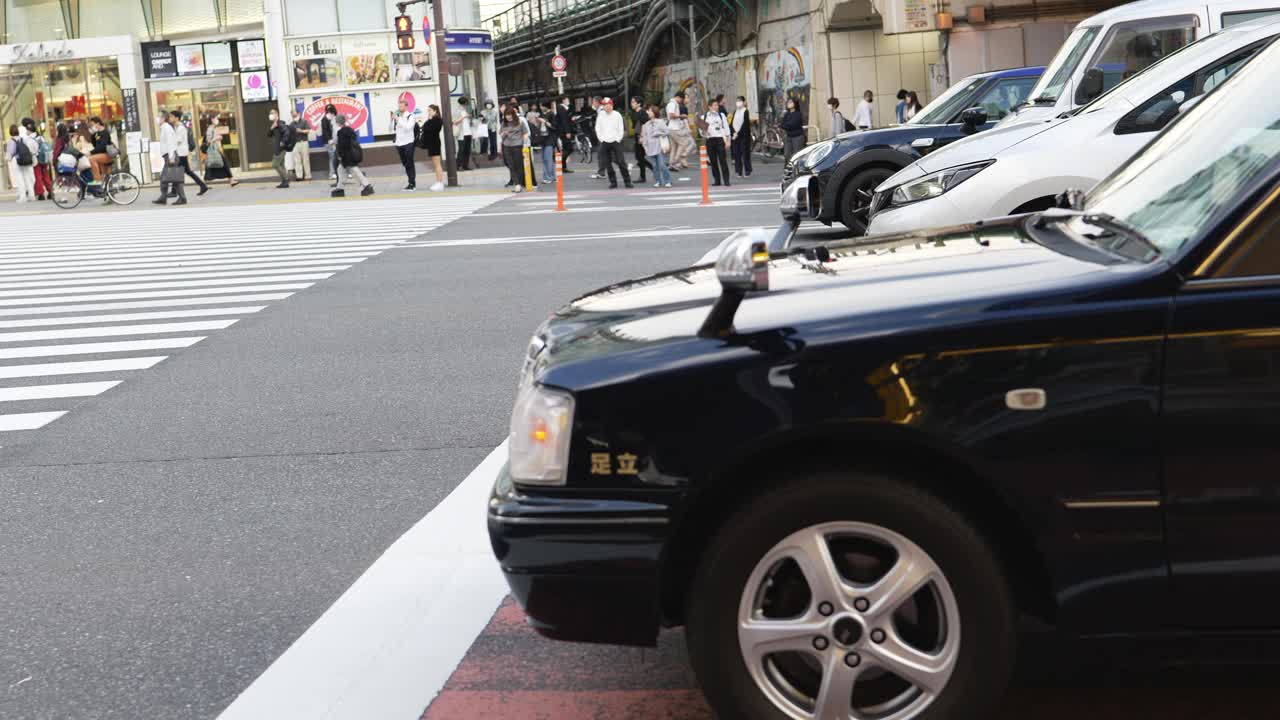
[0,169,790,719]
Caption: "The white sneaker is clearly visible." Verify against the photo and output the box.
[429,182,444,192]
[653,182,661,188]
[664,183,672,188]
[513,185,523,193]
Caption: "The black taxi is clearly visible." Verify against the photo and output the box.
[488,41,1280,720]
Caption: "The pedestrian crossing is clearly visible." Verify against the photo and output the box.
[0,195,500,437]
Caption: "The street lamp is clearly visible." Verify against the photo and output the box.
[397,0,459,187]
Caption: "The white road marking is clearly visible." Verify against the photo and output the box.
[0,320,237,343]
[0,411,67,432]
[0,337,203,359]
[0,307,262,328]
[0,356,167,380]
[0,258,368,282]
[0,283,314,307]
[218,442,510,720]
[0,275,332,298]
[0,253,375,275]
[0,381,121,402]
[0,294,294,317]
[0,268,352,290]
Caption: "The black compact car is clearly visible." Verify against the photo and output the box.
[787,65,1042,234]
[489,45,1280,720]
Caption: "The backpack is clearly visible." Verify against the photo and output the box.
[843,116,855,132]
[36,136,52,164]
[14,136,33,166]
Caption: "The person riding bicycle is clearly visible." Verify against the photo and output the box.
[88,117,115,182]
[52,123,98,190]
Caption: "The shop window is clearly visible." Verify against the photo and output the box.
[338,0,388,31]
[2,0,66,43]
[226,0,265,27]
[163,0,220,34]
[286,0,340,35]
[80,2,149,39]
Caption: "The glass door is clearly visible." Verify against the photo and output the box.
[195,88,241,170]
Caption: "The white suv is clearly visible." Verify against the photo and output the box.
[865,16,1280,236]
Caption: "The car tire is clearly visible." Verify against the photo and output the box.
[839,167,896,234]
[686,470,1016,720]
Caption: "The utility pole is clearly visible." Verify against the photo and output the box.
[688,3,700,107]
[398,0,458,186]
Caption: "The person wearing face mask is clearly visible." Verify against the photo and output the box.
[289,109,313,181]
[321,104,342,181]
[203,113,238,187]
[628,96,650,184]
[153,110,187,206]
[730,96,752,178]
[498,106,527,193]
[267,108,292,188]
[554,96,575,173]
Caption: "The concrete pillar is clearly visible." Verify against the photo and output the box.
[263,0,291,117]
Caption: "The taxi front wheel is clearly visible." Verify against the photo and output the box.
[685,471,1016,720]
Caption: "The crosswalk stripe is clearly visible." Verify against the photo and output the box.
[0,356,167,380]
[0,294,293,317]
[0,268,352,290]
[0,307,262,328]
[0,274,333,298]
[0,283,313,307]
[0,381,121,402]
[0,411,67,432]
[0,320,237,343]
[0,337,204,360]
[0,193,502,438]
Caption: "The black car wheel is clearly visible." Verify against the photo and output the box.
[686,471,1016,720]
[839,168,896,234]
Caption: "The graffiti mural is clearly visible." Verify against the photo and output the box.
[647,56,748,111]
[758,44,812,128]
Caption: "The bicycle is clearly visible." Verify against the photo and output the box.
[52,162,142,209]
[753,124,784,158]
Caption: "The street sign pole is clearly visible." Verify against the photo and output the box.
[555,44,564,96]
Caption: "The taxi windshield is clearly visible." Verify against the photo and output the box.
[908,77,984,125]
[1027,25,1100,105]
[1079,42,1280,254]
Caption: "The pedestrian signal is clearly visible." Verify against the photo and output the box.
[395,15,415,50]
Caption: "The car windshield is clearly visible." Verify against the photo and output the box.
[1075,43,1280,254]
[1027,25,1100,105]
[1074,28,1207,113]
[907,77,985,125]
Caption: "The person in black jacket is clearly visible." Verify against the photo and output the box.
[780,97,806,162]
[321,104,343,181]
[554,96,575,173]
[267,108,292,188]
[419,104,445,191]
[730,95,753,177]
[628,96,650,184]
[332,113,373,196]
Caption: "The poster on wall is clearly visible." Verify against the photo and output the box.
[759,45,812,124]
[291,38,342,91]
[204,43,233,74]
[342,36,390,86]
[236,40,267,71]
[241,70,270,102]
[142,41,176,78]
[301,94,375,143]
[393,52,433,82]
[176,45,205,76]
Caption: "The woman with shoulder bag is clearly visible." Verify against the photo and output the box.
[641,104,671,188]
[203,113,238,187]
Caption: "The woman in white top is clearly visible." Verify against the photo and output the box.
[903,91,923,121]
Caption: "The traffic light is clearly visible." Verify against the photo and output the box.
[395,15,415,50]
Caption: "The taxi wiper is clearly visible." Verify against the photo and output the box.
[1079,213,1161,258]
[1032,94,1058,105]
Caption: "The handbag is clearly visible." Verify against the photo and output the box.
[57,153,78,173]
[206,146,225,169]
[160,160,185,184]
[659,135,671,154]
[106,144,120,160]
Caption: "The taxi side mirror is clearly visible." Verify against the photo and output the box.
[1076,68,1105,105]
[960,107,988,133]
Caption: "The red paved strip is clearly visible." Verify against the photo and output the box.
[424,597,1280,719]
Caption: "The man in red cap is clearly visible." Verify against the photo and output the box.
[595,97,632,189]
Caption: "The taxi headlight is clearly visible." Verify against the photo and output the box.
[509,383,575,486]
[889,160,994,207]
[805,142,834,169]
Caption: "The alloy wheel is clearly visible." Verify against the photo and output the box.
[737,521,960,720]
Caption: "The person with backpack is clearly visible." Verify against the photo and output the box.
[268,109,292,188]
[22,118,52,201]
[332,113,373,196]
[5,124,35,203]
[828,98,849,139]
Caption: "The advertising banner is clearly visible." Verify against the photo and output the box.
[342,36,391,86]
[241,70,270,102]
[204,42,233,74]
[302,94,373,141]
[142,41,176,78]
[236,39,267,71]
[176,45,206,76]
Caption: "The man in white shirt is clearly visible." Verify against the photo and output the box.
[454,96,473,170]
[666,92,693,170]
[153,110,187,205]
[393,98,419,190]
[704,98,731,186]
[594,97,632,189]
[852,90,874,130]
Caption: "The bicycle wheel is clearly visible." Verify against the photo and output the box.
[106,171,141,206]
[51,174,84,209]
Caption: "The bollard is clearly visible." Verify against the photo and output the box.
[523,146,534,191]
[699,145,712,206]
[554,150,566,212]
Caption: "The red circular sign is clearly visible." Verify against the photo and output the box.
[551,55,567,72]
[303,95,369,133]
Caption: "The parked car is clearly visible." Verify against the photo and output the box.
[489,37,1280,720]
[1004,0,1279,127]
[866,16,1280,235]
[784,66,1042,233]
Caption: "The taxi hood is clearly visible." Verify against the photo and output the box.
[532,218,1153,390]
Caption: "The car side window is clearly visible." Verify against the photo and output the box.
[1115,43,1262,135]
[1077,15,1198,104]
[970,78,1038,120]
[1212,190,1280,278]
[1222,9,1280,27]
